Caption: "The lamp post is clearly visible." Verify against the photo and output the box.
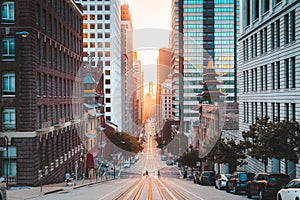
[4,136,8,190]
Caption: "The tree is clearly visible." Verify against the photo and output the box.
[206,137,246,173]
[242,117,300,173]
[105,131,143,153]
[242,117,274,172]
[271,120,300,173]
[177,150,201,168]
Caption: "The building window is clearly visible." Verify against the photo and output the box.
[264,65,268,90]
[251,36,254,58]
[1,2,14,23]
[245,39,249,60]
[3,108,16,130]
[105,79,110,85]
[251,69,254,91]
[253,0,259,21]
[44,106,47,122]
[272,103,275,122]
[2,73,15,96]
[261,102,264,117]
[2,147,17,177]
[277,103,280,122]
[243,71,246,92]
[254,34,257,57]
[290,10,295,42]
[272,63,275,90]
[276,19,280,48]
[291,103,296,121]
[49,76,53,97]
[260,66,264,91]
[255,68,258,91]
[260,30,263,55]
[246,0,250,26]
[285,103,289,121]
[105,5,110,11]
[2,37,15,61]
[271,23,275,49]
[284,14,289,44]
[37,106,41,129]
[264,27,268,53]
[263,0,269,13]
[277,61,280,89]
[106,98,111,103]
[43,74,47,97]
[246,70,249,92]
[106,107,111,112]
[285,59,289,88]
[291,57,295,88]
[37,73,41,97]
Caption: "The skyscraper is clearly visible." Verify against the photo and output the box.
[76,0,122,127]
[171,0,239,135]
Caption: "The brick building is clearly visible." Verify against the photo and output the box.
[0,0,84,186]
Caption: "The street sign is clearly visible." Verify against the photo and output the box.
[196,162,201,167]
[0,147,6,151]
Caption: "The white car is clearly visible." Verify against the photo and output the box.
[277,179,300,200]
[215,174,231,190]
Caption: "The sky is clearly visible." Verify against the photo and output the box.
[125,0,172,87]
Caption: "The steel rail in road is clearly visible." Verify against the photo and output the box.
[112,177,146,200]
[154,177,189,200]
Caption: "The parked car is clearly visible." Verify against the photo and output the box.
[199,171,215,185]
[161,155,167,161]
[226,171,255,194]
[123,161,130,168]
[166,160,174,166]
[277,179,300,200]
[246,172,290,200]
[215,174,231,190]
[193,172,200,184]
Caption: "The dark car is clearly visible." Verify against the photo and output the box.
[193,172,200,184]
[246,172,290,200]
[199,171,215,185]
[226,171,255,194]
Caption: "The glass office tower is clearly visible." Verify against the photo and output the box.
[171,0,239,134]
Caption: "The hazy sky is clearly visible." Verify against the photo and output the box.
[126,0,172,86]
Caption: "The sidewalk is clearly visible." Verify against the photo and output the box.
[7,176,117,200]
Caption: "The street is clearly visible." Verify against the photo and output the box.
[24,120,249,200]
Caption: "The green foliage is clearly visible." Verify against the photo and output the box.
[105,131,143,153]
[206,137,247,168]
[177,150,201,168]
[242,117,300,169]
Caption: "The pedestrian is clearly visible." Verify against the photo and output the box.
[157,170,160,177]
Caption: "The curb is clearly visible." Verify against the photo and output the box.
[44,188,64,195]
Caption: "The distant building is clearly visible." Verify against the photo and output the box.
[170,0,239,136]
[121,3,134,134]
[0,1,83,186]
[159,75,173,130]
[76,0,122,127]
[238,0,299,177]
[156,48,172,132]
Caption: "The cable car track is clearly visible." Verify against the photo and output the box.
[112,177,146,200]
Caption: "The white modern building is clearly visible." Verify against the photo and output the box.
[76,0,122,128]
[161,74,173,128]
[238,0,299,177]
